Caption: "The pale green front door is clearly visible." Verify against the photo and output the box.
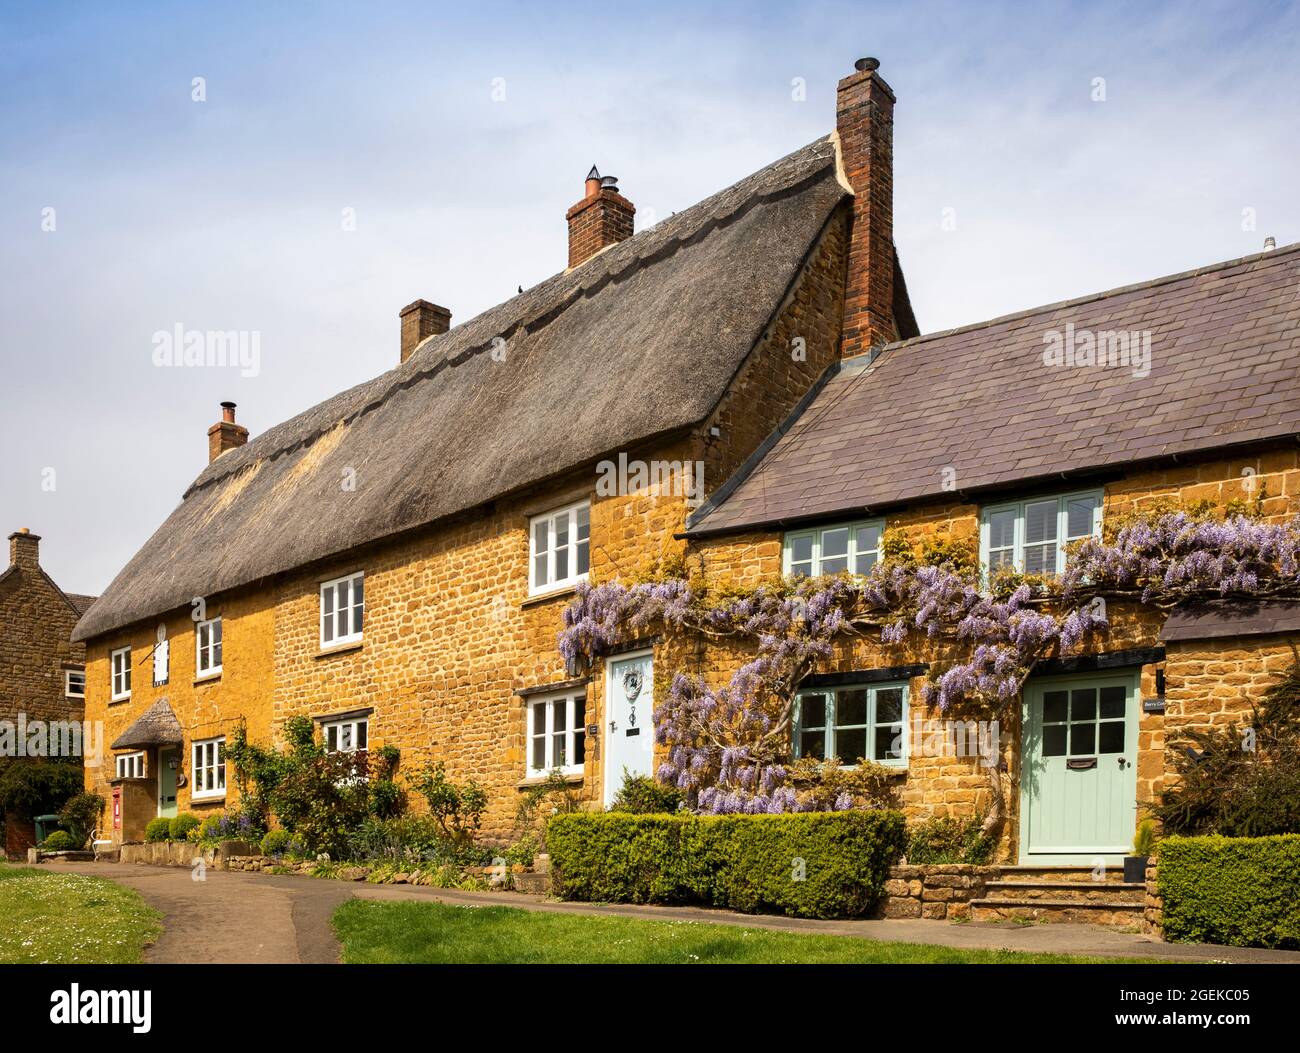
[1020,672,1138,864]
[157,748,179,819]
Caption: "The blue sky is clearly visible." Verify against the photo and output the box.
[2,0,1298,594]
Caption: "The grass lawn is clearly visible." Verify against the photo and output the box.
[332,899,1145,964]
[0,863,162,964]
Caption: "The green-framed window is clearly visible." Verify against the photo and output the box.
[794,682,908,767]
[979,490,1101,576]
[783,519,884,578]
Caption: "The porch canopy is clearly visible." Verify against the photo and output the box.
[110,698,183,750]
[1160,599,1300,643]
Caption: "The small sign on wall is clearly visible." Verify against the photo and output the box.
[1142,697,1166,714]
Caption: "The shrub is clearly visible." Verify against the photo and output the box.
[58,792,104,848]
[1153,661,1300,836]
[169,813,201,841]
[261,829,295,856]
[547,810,906,919]
[40,830,76,852]
[1133,818,1158,857]
[344,815,489,867]
[0,759,83,820]
[1158,834,1300,948]
[144,818,171,842]
[905,815,995,865]
[409,763,487,848]
[609,773,683,814]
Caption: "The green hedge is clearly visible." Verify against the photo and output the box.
[1158,834,1300,948]
[546,810,906,919]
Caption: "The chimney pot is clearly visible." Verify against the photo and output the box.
[1264,236,1277,251]
[567,165,635,269]
[836,54,899,358]
[399,299,452,363]
[208,401,250,463]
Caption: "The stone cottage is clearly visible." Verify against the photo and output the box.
[74,56,1299,883]
[1,529,95,856]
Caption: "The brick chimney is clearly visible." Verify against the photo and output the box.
[207,401,249,463]
[399,299,452,363]
[566,166,635,269]
[837,57,898,358]
[7,528,40,571]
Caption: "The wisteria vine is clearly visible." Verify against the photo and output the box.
[559,511,1300,815]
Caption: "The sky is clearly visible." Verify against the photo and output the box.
[2,0,1298,596]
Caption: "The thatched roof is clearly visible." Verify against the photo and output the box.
[688,241,1300,536]
[111,698,184,749]
[75,135,855,642]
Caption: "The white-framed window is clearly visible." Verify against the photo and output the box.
[323,716,369,754]
[794,682,908,767]
[529,502,590,595]
[115,752,145,779]
[980,490,1102,577]
[110,646,132,701]
[64,668,85,699]
[527,691,587,776]
[191,737,226,799]
[320,572,364,647]
[196,617,223,676]
[153,638,170,686]
[784,519,884,577]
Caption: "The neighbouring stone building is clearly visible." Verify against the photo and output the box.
[75,56,1299,877]
[0,529,95,857]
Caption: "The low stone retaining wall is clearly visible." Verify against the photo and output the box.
[118,840,258,869]
[1143,859,1163,939]
[876,864,1000,920]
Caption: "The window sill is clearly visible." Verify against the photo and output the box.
[110,695,132,704]
[521,585,580,608]
[315,640,363,659]
[516,771,584,789]
[193,671,222,686]
[190,795,227,806]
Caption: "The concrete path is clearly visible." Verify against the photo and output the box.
[49,859,1300,964]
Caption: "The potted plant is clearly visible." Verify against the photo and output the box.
[1124,819,1158,883]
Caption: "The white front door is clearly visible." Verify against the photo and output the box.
[603,650,655,805]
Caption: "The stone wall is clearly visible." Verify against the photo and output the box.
[876,864,999,921]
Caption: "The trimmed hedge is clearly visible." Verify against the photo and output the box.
[546,810,906,919]
[1158,834,1300,948]
[144,818,171,843]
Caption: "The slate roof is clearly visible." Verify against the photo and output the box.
[688,242,1300,536]
[75,135,872,642]
[1160,599,1300,643]
[111,698,184,749]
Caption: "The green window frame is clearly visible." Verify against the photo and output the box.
[794,682,908,768]
[979,490,1102,577]
[783,519,884,578]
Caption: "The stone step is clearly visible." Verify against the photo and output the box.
[982,880,1146,905]
[997,865,1135,884]
[970,898,1145,927]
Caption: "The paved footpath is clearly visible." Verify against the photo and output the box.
[51,860,1300,965]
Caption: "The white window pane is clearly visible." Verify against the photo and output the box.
[989,549,1015,569]
[556,542,569,581]
[788,534,813,574]
[533,552,548,586]
[821,528,849,559]
[356,721,367,749]
[1024,542,1055,576]
[1067,496,1098,539]
[576,536,589,576]
[576,505,589,539]
[326,725,337,751]
[987,509,1016,551]
[1024,500,1058,545]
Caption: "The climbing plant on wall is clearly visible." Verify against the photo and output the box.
[558,503,1300,827]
